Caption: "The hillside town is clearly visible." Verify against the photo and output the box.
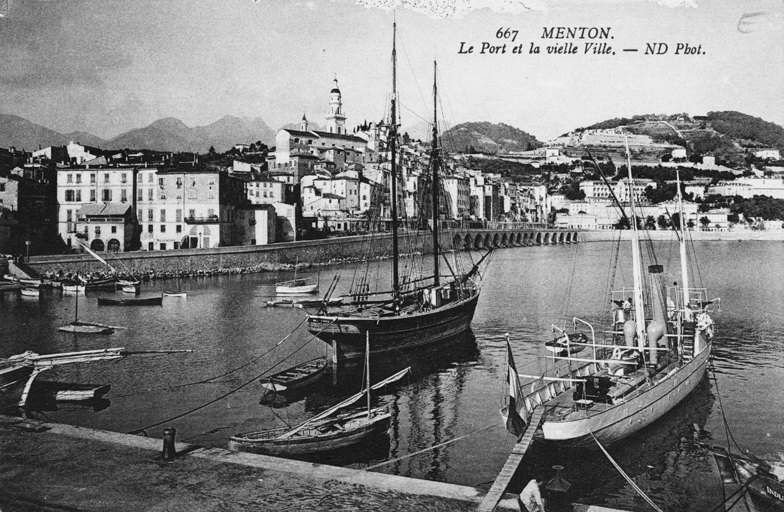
[2,80,784,257]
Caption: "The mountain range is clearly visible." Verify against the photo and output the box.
[0,114,277,154]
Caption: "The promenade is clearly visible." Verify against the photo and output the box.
[0,415,519,512]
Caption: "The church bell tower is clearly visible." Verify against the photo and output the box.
[325,78,346,135]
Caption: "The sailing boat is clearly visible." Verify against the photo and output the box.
[306,24,490,362]
[76,241,118,290]
[229,333,409,456]
[504,140,717,447]
[275,258,318,295]
[57,289,120,334]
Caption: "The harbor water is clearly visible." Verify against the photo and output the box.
[2,240,783,511]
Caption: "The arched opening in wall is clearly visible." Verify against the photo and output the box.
[565,232,572,243]
[483,234,491,248]
[543,233,551,244]
[107,239,121,252]
[572,232,579,243]
[501,233,509,246]
[180,236,190,249]
[523,233,530,245]
[559,232,565,243]
[515,233,522,245]
[474,234,483,249]
[465,234,473,250]
[536,233,542,244]
[491,233,500,247]
[90,239,105,252]
[452,234,463,251]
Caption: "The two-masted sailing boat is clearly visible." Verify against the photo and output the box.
[306,24,489,361]
[504,140,717,446]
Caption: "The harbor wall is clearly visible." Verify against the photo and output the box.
[580,229,784,242]
[22,228,578,277]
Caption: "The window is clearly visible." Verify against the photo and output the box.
[148,225,153,233]
[189,209,195,219]
[65,190,75,201]
[176,178,182,189]
[67,174,73,183]
[160,243,167,251]
[160,190,166,200]
[176,225,182,233]
[148,189,153,201]
[75,190,82,202]
[160,225,166,233]
[104,174,110,183]
[175,209,182,222]
[207,190,215,199]
[102,189,112,201]
[147,209,153,221]
[95,226,101,236]
[160,210,166,222]
[148,242,154,250]
[111,226,117,233]
[137,209,142,220]
[159,178,164,187]
[138,189,143,201]
[148,173,153,183]
[0,184,4,192]
[76,174,82,184]
[66,210,73,222]
[90,174,96,184]
[90,189,96,202]
[121,173,127,184]
[208,177,215,185]
[121,189,127,202]
[207,208,214,218]
[174,242,180,249]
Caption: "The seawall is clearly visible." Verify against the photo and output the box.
[580,229,784,242]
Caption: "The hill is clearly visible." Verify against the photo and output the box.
[63,131,107,147]
[108,115,276,153]
[441,122,542,155]
[0,114,70,149]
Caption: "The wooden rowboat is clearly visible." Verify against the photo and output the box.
[97,295,163,306]
[20,287,40,297]
[260,358,327,393]
[163,291,187,298]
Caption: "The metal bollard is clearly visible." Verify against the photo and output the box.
[161,427,177,460]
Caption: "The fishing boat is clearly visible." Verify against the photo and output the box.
[20,287,40,297]
[61,279,86,293]
[503,148,717,447]
[19,278,42,288]
[163,290,187,298]
[229,334,409,456]
[32,381,111,402]
[97,295,163,306]
[0,347,192,410]
[265,297,343,308]
[275,277,318,295]
[121,284,139,294]
[306,24,490,362]
[260,357,328,393]
[58,284,122,334]
[117,278,140,287]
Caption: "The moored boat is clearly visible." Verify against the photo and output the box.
[275,277,318,295]
[306,25,490,362]
[97,295,163,306]
[20,287,40,297]
[502,153,717,447]
[260,357,327,393]
[121,284,139,294]
[163,290,187,298]
[58,321,115,335]
[61,280,86,293]
[730,452,784,508]
[230,335,409,457]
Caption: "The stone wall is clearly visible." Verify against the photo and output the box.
[25,232,437,276]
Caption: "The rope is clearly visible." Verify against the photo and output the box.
[363,423,499,471]
[112,316,310,399]
[707,474,759,512]
[125,319,335,435]
[589,431,664,512]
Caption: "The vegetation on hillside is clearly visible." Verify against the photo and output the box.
[442,122,541,155]
[707,111,784,152]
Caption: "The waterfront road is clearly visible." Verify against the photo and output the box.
[0,415,518,511]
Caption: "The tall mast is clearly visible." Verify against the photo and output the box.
[390,22,400,300]
[431,60,440,287]
[625,137,646,350]
[365,331,371,419]
[676,169,689,309]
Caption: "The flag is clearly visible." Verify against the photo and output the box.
[506,338,527,440]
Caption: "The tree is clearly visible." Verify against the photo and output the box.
[699,216,710,229]
[208,146,216,155]
[645,215,657,230]
[687,219,695,229]
[657,214,670,230]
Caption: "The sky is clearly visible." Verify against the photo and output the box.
[0,0,782,142]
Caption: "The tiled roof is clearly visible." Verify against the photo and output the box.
[76,203,132,217]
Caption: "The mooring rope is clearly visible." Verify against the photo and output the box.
[590,431,664,512]
[125,319,336,435]
[112,316,311,399]
[362,423,499,471]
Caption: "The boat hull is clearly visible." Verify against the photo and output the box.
[276,284,319,295]
[228,411,391,456]
[261,358,327,393]
[307,292,479,360]
[97,296,163,306]
[0,364,34,410]
[540,342,711,447]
